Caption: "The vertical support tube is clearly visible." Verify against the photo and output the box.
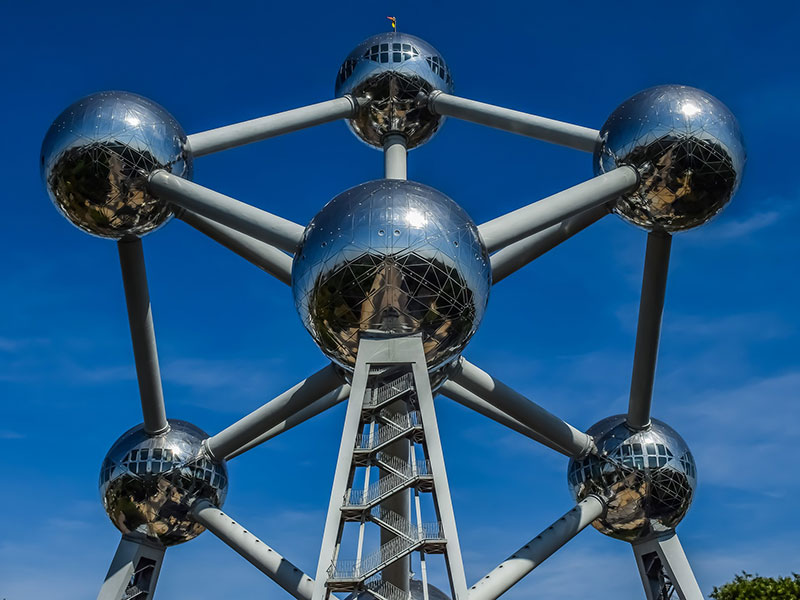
[408,340,469,600]
[631,532,703,600]
[627,231,672,430]
[312,347,374,600]
[356,422,375,567]
[97,535,165,600]
[412,452,431,600]
[118,238,168,435]
[468,496,605,600]
[381,425,411,592]
[384,134,407,180]
[191,500,315,600]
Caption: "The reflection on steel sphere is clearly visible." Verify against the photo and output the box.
[292,179,490,371]
[41,91,192,239]
[99,420,227,546]
[335,32,454,149]
[595,85,745,232]
[567,415,697,542]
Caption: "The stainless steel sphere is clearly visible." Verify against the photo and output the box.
[292,179,490,371]
[595,85,745,232]
[99,420,227,546]
[335,32,454,149]
[41,91,192,239]
[567,415,697,542]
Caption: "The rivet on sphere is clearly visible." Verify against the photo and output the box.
[99,420,227,546]
[292,179,490,372]
[335,32,454,149]
[41,91,193,239]
[567,415,697,542]
[595,85,746,232]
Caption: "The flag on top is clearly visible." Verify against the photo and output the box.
[387,16,396,30]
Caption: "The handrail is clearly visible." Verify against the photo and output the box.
[365,373,415,408]
[355,411,422,451]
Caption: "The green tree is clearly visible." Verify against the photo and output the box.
[711,572,800,599]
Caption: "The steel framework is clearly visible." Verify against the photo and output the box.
[39,30,748,600]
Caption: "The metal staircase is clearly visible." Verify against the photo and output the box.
[312,335,468,600]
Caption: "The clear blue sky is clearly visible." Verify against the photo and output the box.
[1,2,798,598]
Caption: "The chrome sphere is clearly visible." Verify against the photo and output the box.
[41,91,192,239]
[335,32,454,149]
[99,420,227,546]
[292,179,490,371]
[595,85,745,232]
[567,415,697,542]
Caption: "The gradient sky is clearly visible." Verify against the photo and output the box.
[1,2,799,599]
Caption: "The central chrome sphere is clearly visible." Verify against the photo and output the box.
[595,85,745,232]
[567,415,697,542]
[292,179,490,371]
[99,420,227,546]
[335,32,454,149]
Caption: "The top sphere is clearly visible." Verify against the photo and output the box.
[41,91,193,239]
[99,420,227,546]
[335,32,454,149]
[292,179,490,371]
[567,415,697,542]
[595,85,745,232]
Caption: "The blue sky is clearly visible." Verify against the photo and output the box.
[1,1,799,598]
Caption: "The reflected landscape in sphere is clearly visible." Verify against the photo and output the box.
[335,32,454,149]
[595,85,745,232]
[567,415,696,542]
[292,179,490,371]
[99,420,227,546]
[41,91,192,239]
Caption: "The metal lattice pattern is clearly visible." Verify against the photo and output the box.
[37,29,744,600]
[292,179,490,371]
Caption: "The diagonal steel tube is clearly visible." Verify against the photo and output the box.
[449,358,594,458]
[428,91,600,152]
[490,205,609,284]
[478,166,639,253]
[187,96,361,156]
[225,384,351,460]
[627,231,672,430]
[191,500,315,600]
[468,496,605,600]
[118,238,169,435]
[438,380,573,456]
[178,209,293,285]
[148,170,305,254]
[205,363,344,460]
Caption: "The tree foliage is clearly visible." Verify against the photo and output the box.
[711,572,800,599]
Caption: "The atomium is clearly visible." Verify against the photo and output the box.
[39,27,749,600]
[99,420,228,546]
[292,178,490,371]
[567,415,696,542]
[595,85,745,232]
[336,32,454,149]
[41,91,192,239]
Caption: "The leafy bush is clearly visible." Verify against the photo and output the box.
[711,572,800,599]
